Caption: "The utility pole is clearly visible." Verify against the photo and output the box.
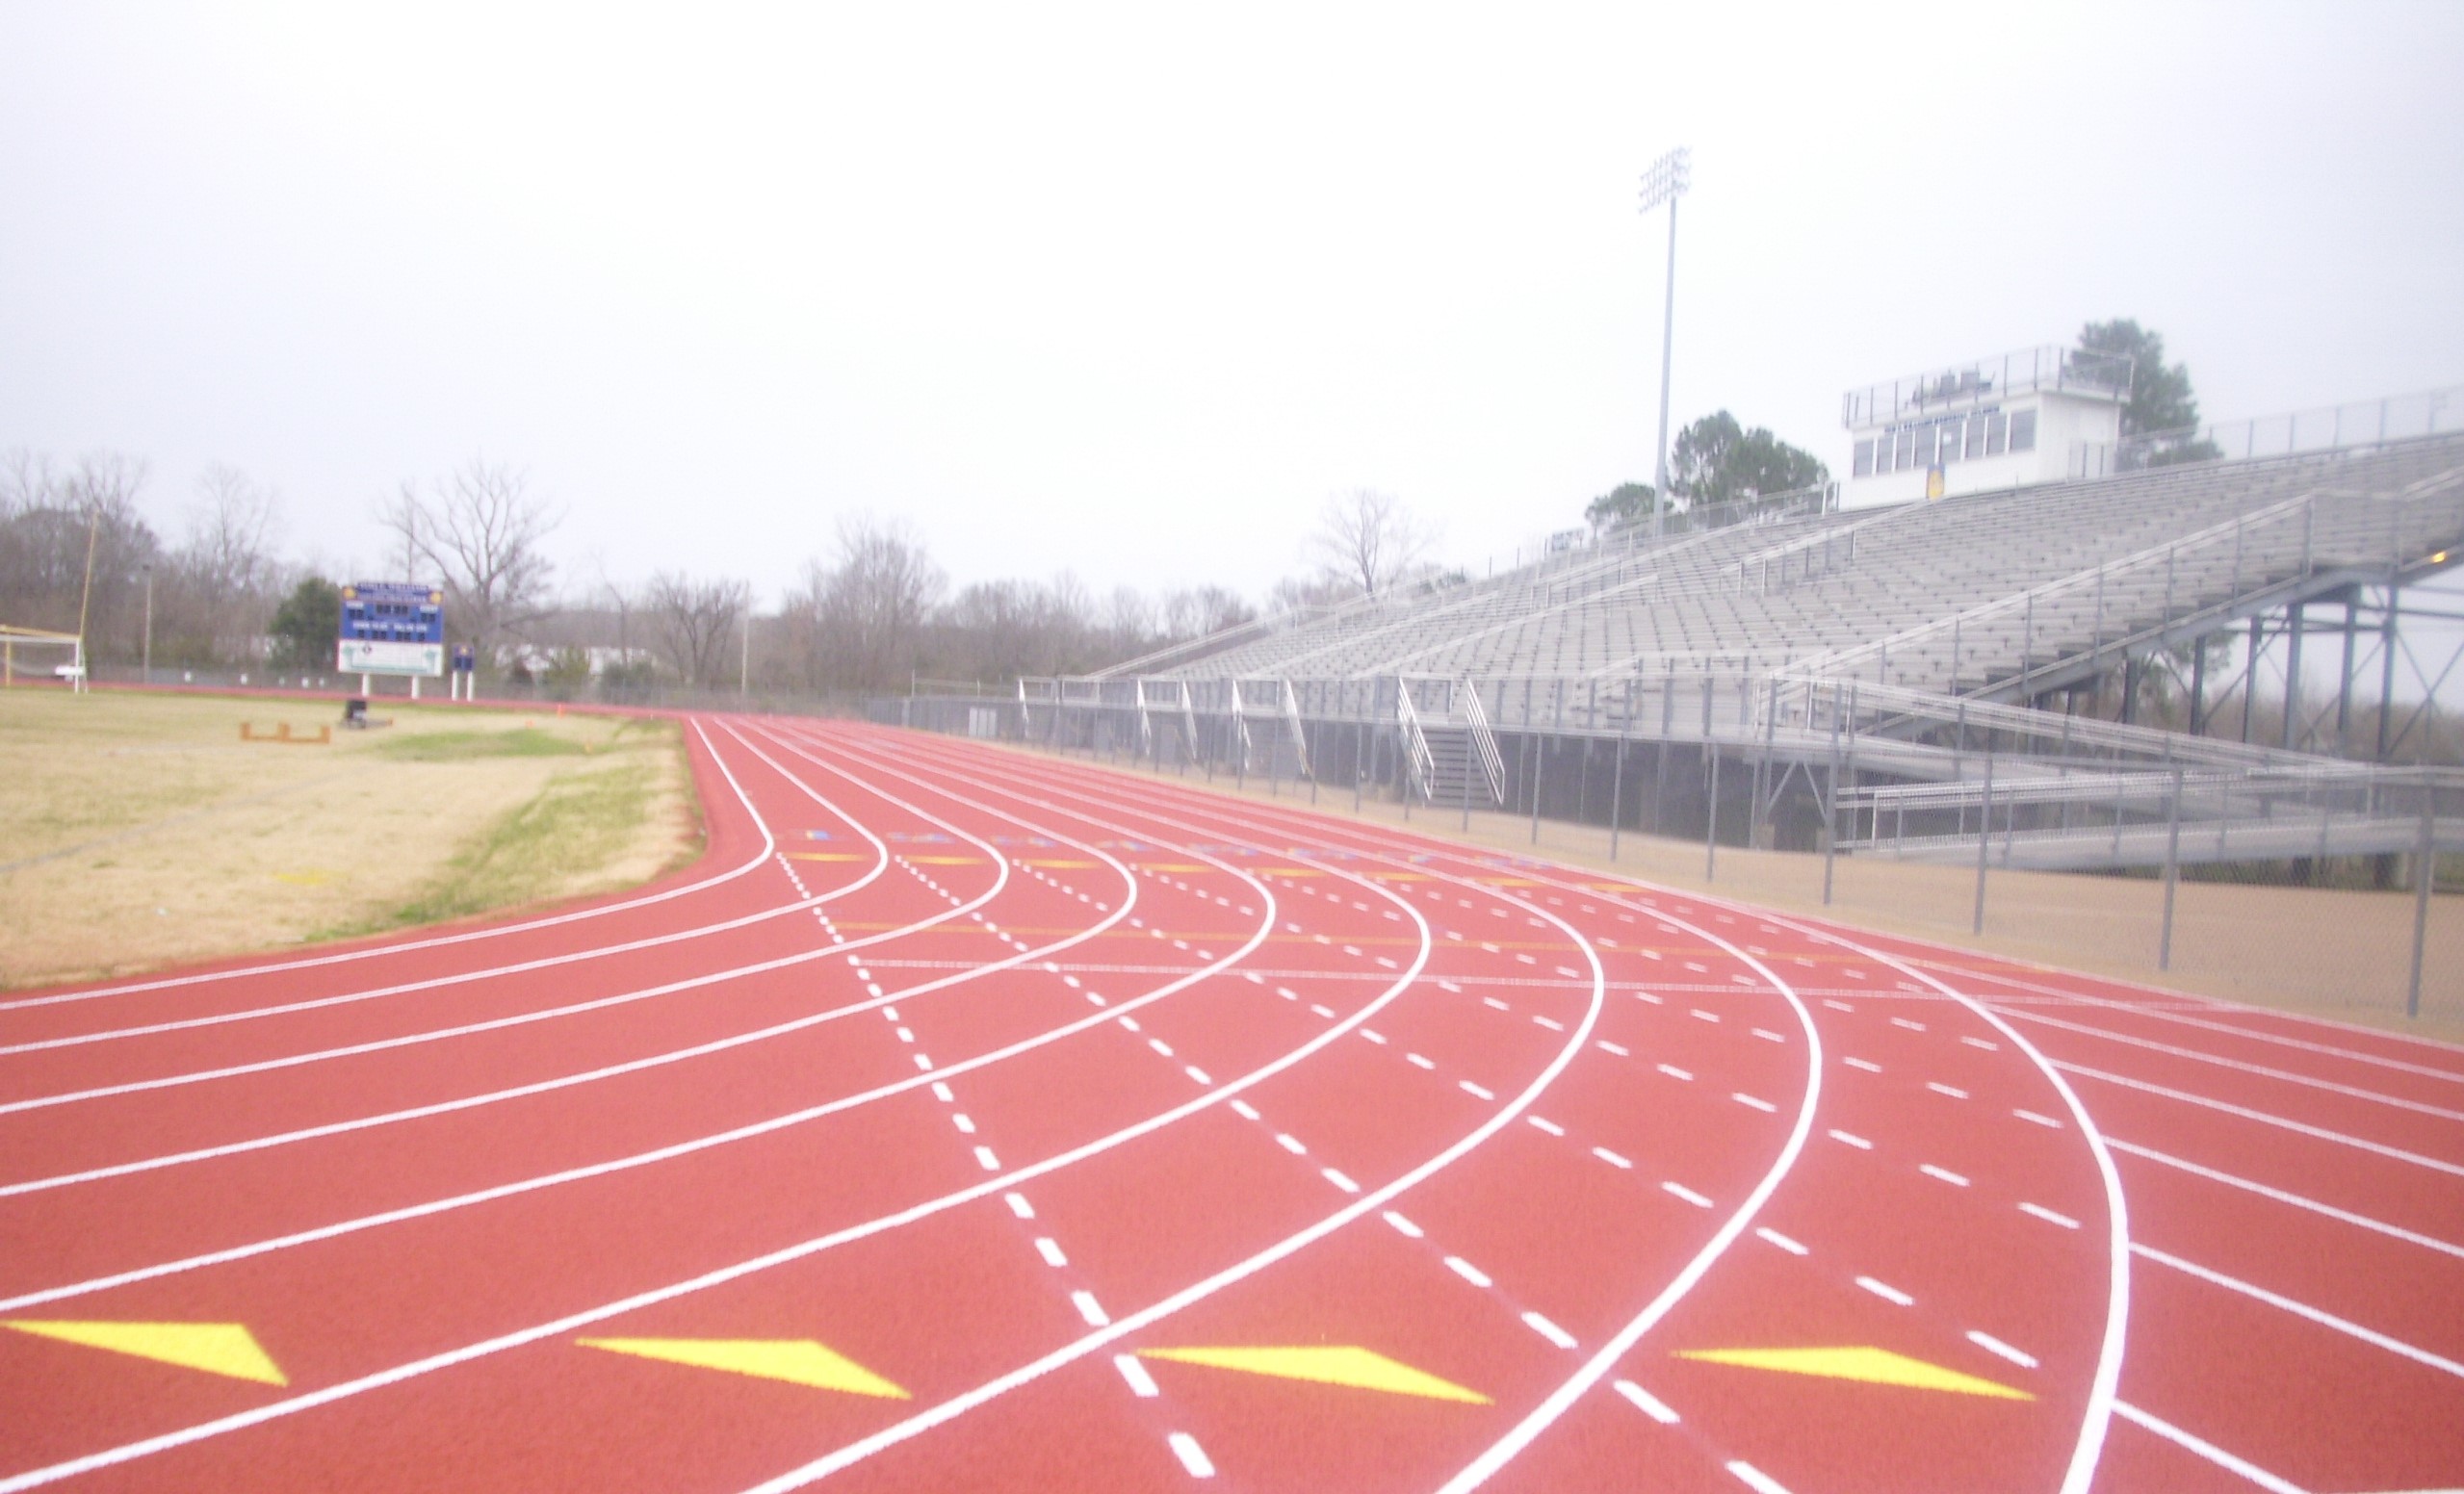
[74,504,99,695]
[1639,147,1692,541]
[141,561,154,685]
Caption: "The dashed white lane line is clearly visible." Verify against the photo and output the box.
[1755,1226,1807,1255]
[1732,1093,1777,1114]
[1967,1329,2038,1369]
[951,1114,976,1134]
[1361,1029,1388,1044]
[1460,1080,1495,1101]
[2015,1108,2063,1129]
[1655,1063,1694,1081]
[931,1082,955,1102]
[1891,1017,1927,1032]
[1114,1352,1160,1398]
[1828,1128,1872,1149]
[1383,1210,1425,1239]
[1183,1066,1213,1086]
[1613,1378,1680,1424]
[1823,999,1854,1013]
[1444,1255,1493,1288]
[1855,1275,1914,1306]
[1274,1133,1308,1155]
[1591,1146,1634,1170]
[1483,997,1511,1011]
[1407,1053,1438,1070]
[973,1146,1001,1171]
[1071,1290,1110,1327]
[1595,1040,1629,1057]
[1521,1311,1578,1350]
[1166,1430,1217,1478]
[894,1027,915,1043]
[1961,1035,2000,1051]
[1843,1057,1881,1072]
[1527,1116,1565,1136]
[1004,1192,1035,1219]
[2021,1201,2082,1229]
[1726,1457,1796,1494]
[1033,1237,1068,1267]
[912,1053,934,1071]
[1920,1164,1971,1188]
[1148,1038,1175,1058]
[1662,1182,1713,1209]
[1229,1099,1260,1120]
[1533,1016,1565,1032]
[1321,1168,1362,1194]
[1690,1009,1721,1023]
[1751,1028,1785,1043]
[1927,1082,1969,1099]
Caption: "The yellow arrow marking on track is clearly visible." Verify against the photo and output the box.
[4,1321,287,1385]
[1675,1346,2032,1400]
[1140,1346,1489,1403]
[578,1338,909,1398]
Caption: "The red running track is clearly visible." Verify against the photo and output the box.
[2,715,2458,1494]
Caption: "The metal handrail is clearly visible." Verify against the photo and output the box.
[1394,683,1436,802]
[1457,680,1507,803]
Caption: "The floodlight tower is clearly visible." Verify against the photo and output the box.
[1639,146,1691,538]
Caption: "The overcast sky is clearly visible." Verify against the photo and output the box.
[4,3,2460,605]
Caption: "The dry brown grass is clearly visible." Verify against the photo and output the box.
[0,689,696,988]
[1011,739,2464,1044]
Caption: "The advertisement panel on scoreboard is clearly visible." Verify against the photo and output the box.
[337,581,447,677]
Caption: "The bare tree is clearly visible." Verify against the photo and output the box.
[1309,488,1432,598]
[645,572,748,688]
[803,516,945,693]
[377,459,561,665]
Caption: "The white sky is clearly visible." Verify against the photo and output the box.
[4,2,2461,606]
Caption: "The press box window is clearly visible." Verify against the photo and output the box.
[2010,409,2037,451]
[1854,439,1876,477]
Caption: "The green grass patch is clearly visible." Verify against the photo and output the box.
[375,727,589,762]
[341,758,655,934]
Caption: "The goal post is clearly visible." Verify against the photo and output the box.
[0,624,85,691]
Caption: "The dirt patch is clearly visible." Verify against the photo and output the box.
[0,690,698,988]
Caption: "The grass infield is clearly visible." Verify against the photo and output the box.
[0,688,699,988]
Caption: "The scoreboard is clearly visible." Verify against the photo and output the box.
[337,581,446,677]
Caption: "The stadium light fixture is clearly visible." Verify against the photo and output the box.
[1639,146,1691,537]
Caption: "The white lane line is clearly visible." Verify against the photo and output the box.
[2061,1062,2464,1179]
[1183,1066,1213,1087]
[1927,1082,1969,1099]
[2106,1138,2464,1260]
[2015,1108,2063,1128]
[895,1028,915,1043]
[1827,1129,1872,1150]
[1961,1035,1999,1050]
[1732,1093,1777,1114]
[1460,1080,1495,1101]
[1443,1255,1493,1288]
[951,1115,976,1135]
[2135,1244,2464,1379]
[1483,997,1511,1011]
[1148,1038,1175,1058]
[2110,1401,2308,1494]
[1071,1291,1110,1327]
[1274,1133,1308,1155]
[1520,1311,1577,1350]
[1229,1100,1260,1120]
[1892,1017,1927,1032]
[1321,1168,1361,1194]
[1966,1330,2038,1370]
[1662,1182,1713,1209]
[1591,1146,1634,1170]
[1754,1226,1807,1255]
[1407,1053,1438,1070]
[1824,999,1855,1012]
[1690,1009,1721,1023]
[1166,1431,1216,1479]
[1033,1238,1067,1267]
[1656,1063,1694,1081]
[1751,1028,1785,1043]
[1844,1057,1881,1072]
[1383,1210,1424,1239]
[1310,1004,1336,1018]
[1004,1193,1035,1219]
[1111,1352,1161,1397]
[913,1054,935,1071]
[1612,1379,1680,1424]
[973,1146,1001,1171]
[1534,1016,1565,1032]
[1361,1029,1388,1044]
[1597,1041,1629,1057]
[2021,1201,2083,1230]
[1726,1460,1796,1494]
[2009,1007,2464,1121]
[1527,1116,1566,1136]
[1855,1275,1914,1306]
[1921,1164,1971,1188]
[931,1082,955,1102]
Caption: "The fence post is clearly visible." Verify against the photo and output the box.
[1531,737,1544,844]
[1704,745,1721,882]
[1824,686,1841,906]
[1973,754,1993,935]
[1609,711,1629,861]
[2161,767,2185,970]
[2411,771,2435,1019]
